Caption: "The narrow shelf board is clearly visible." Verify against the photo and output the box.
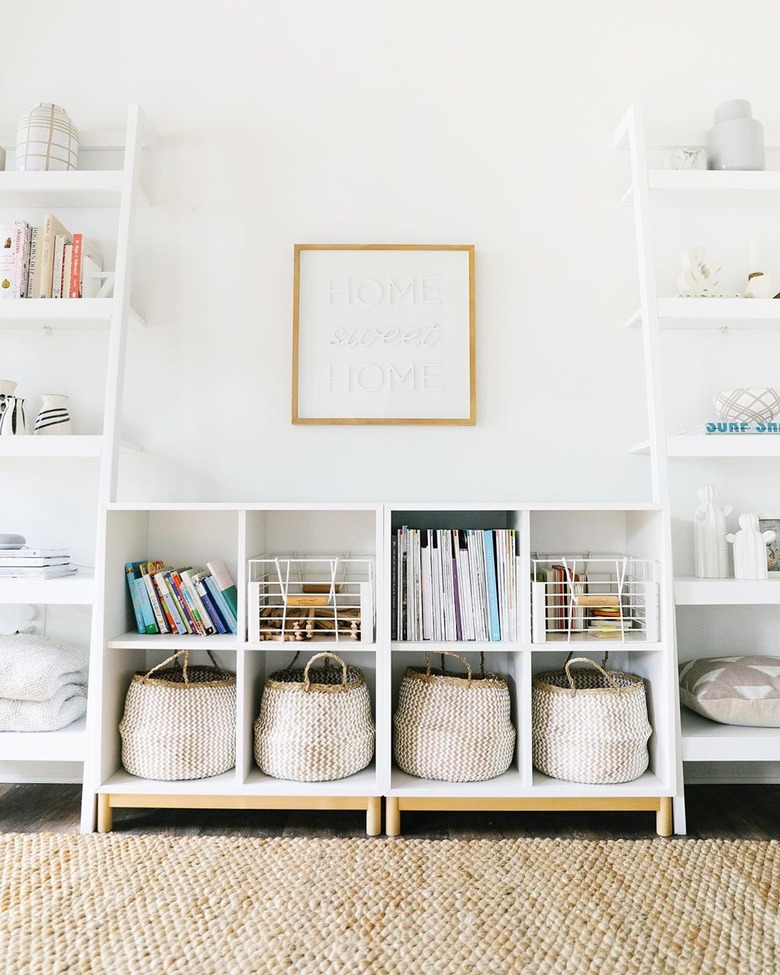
[681,708,780,761]
[241,765,378,796]
[107,631,242,650]
[0,299,145,329]
[675,575,780,605]
[0,716,85,762]
[391,641,525,653]
[98,768,240,796]
[244,638,377,651]
[0,571,94,605]
[630,435,780,458]
[0,169,149,207]
[390,768,526,797]
[627,298,780,329]
[531,633,662,648]
[0,436,141,457]
[530,769,669,796]
[621,170,780,207]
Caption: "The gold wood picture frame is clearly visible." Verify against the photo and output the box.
[292,244,476,425]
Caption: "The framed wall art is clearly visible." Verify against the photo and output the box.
[292,244,475,425]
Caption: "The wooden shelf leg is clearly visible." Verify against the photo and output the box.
[656,797,673,837]
[96,794,113,834]
[366,797,381,836]
[385,797,400,837]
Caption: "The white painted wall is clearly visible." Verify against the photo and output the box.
[3,0,779,513]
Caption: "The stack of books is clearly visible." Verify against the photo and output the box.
[125,559,238,636]
[0,215,103,300]
[0,547,78,579]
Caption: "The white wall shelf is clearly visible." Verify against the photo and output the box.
[675,576,780,605]
[0,170,150,208]
[621,169,780,208]
[0,299,145,329]
[630,436,780,458]
[0,104,154,792]
[0,717,86,763]
[617,102,780,832]
[626,298,780,330]
[0,572,95,606]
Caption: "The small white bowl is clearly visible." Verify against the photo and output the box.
[713,387,780,423]
[0,533,25,550]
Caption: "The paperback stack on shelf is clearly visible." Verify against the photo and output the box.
[0,547,77,579]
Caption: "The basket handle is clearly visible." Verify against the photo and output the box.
[140,648,223,685]
[425,650,472,686]
[563,656,620,694]
[303,651,348,691]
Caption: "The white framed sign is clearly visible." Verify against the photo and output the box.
[292,244,475,424]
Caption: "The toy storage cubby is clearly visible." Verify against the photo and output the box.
[84,502,383,835]
[384,503,676,837]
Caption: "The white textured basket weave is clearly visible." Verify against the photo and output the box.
[254,652,375,782]
[532,656,651,785]
[393,651,516,783]
[119,650,236,781]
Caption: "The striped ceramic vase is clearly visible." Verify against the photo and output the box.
[15,103,79,172]
[0,379,17,421]
[0,396,28,435]
[34,394,71,435]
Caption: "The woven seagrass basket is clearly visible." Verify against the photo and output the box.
[119,649,236,781]
[393,650,516,783]
[254,651,375,782]
[532,655,651,785]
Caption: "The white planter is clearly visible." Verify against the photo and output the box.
[15,103,79,172]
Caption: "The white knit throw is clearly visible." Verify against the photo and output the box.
[0,684,86,731]
[0,634,88,702]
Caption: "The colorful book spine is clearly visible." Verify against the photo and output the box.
[124,562,146,635]
[134,577,158,634]
[26,225,40,298]
[180,569,217,635]
[203,574,237,633]
[206,559,238,617]
[0,225,14,298]
[153,567,187,634]
[12,221,31,298]
[192,571,228,634]
[140,560,171,634]
[69,233,83,298]
[164,570,195,633]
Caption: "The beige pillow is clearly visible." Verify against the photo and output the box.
[679,656,780,727]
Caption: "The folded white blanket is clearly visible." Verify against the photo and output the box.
[0,684,87,732]
[0,634,88,702]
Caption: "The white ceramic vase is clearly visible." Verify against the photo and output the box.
[34,394,72,435]
[727,513,776,580]
[694,485,731,579]
[15,103,79,172]
[0,379,17,421]
[0,396,29,435]
[706,99,764,172]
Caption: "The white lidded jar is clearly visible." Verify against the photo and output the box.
[15,103,79,172]
[706,99,765,171]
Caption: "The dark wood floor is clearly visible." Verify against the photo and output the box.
[1,783,777,839]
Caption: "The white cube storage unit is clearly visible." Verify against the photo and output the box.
[83,501,677,835]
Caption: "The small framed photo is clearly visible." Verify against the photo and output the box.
[759,518,780,571]
[292,244,475,425]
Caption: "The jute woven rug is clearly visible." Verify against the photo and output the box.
[1,834,778,975]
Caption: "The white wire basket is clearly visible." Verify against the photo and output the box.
[247,555,375,644]
[531,553,659,644]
